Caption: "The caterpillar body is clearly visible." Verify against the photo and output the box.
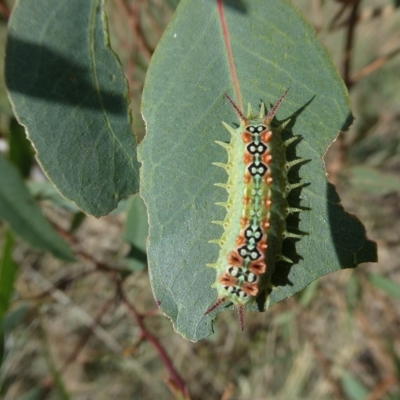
[206,90,303,329]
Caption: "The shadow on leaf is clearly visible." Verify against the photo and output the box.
[6,37,127,115]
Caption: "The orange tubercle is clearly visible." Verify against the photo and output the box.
[236,235,246,246]
[241,132,253,143]
[249,260,267,275]
[261,131,272,142]
[227,251,243,266]
[259,238,268,251]
[242,283,259,297]
[243,196,251,205]
[262,153,272,164]
[243,152,253,164]
[240,216,249,227]
[219,273,236,286]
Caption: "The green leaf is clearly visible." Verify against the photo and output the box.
[123,194,148,272]
[165,0,180,10]
[349,166,400,195]
[368,273,400,301]
[27,181,79,212]
[0,229,19,333]
[5,0,139,217]
[340,371,369,400]
[139,0,377,340]
[40,323,71,400]
[298,280,319,308]
[0,16,12,116]
[0,304,31,370]
[69,211,87,233]
[0,153,75,261]
[1,304,31,332]
[19,388,47,400]
[8,118,35,179]
[346,271,361,311]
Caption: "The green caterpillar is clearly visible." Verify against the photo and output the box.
[206,90,303,329]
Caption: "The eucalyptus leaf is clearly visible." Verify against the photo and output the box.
[28,181,79,212]
[0,229,19,333]
[1,304,31,332]
[368,273,400,301]
[6,0,139,217]
[340,371,369,400]
[8,118,35,178]
[349,166,400,195]
[0,153,75,261]
[124,194,148,272]
[141,0,377,340]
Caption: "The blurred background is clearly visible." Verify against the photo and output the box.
[0,0,400,399]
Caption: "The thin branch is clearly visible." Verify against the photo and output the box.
[59,295,116,374]
[365,374,398,400]
[37,296,117,400]
[51,222,189,398]
[350,46,400,85]
[115,277,191,400]
[19,269,94,300]
[0,0,10,21]
[312,343,346,400]
[328,2,348,32]
[329,0,361,184]
[117,0,152,63]
[220,382,235,400]
[287,298,345,400]
[331,4,395,32]
[54,225,125,274]
[25,266,124,354]
[143,0,165,39]
[342,0,361,90]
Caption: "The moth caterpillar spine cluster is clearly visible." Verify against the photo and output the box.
[206,89,304,329]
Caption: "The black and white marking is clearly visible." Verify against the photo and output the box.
[244,226,263,242]
[247,125,266,134]
[248,161,268,177]
[247,142,268,155]
[238,244,261,261]
[228,266,258,283]
[224,285,248,297]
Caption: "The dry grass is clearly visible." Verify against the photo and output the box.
[3,204,399,399]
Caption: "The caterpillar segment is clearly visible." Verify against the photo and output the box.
[206,89,302,330]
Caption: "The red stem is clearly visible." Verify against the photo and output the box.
[52,223,190,398]
[116,279,190,399]
[118,0,152,63]
[217,0,242,111]
[0,0,10,21]
[343,0,361,89]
